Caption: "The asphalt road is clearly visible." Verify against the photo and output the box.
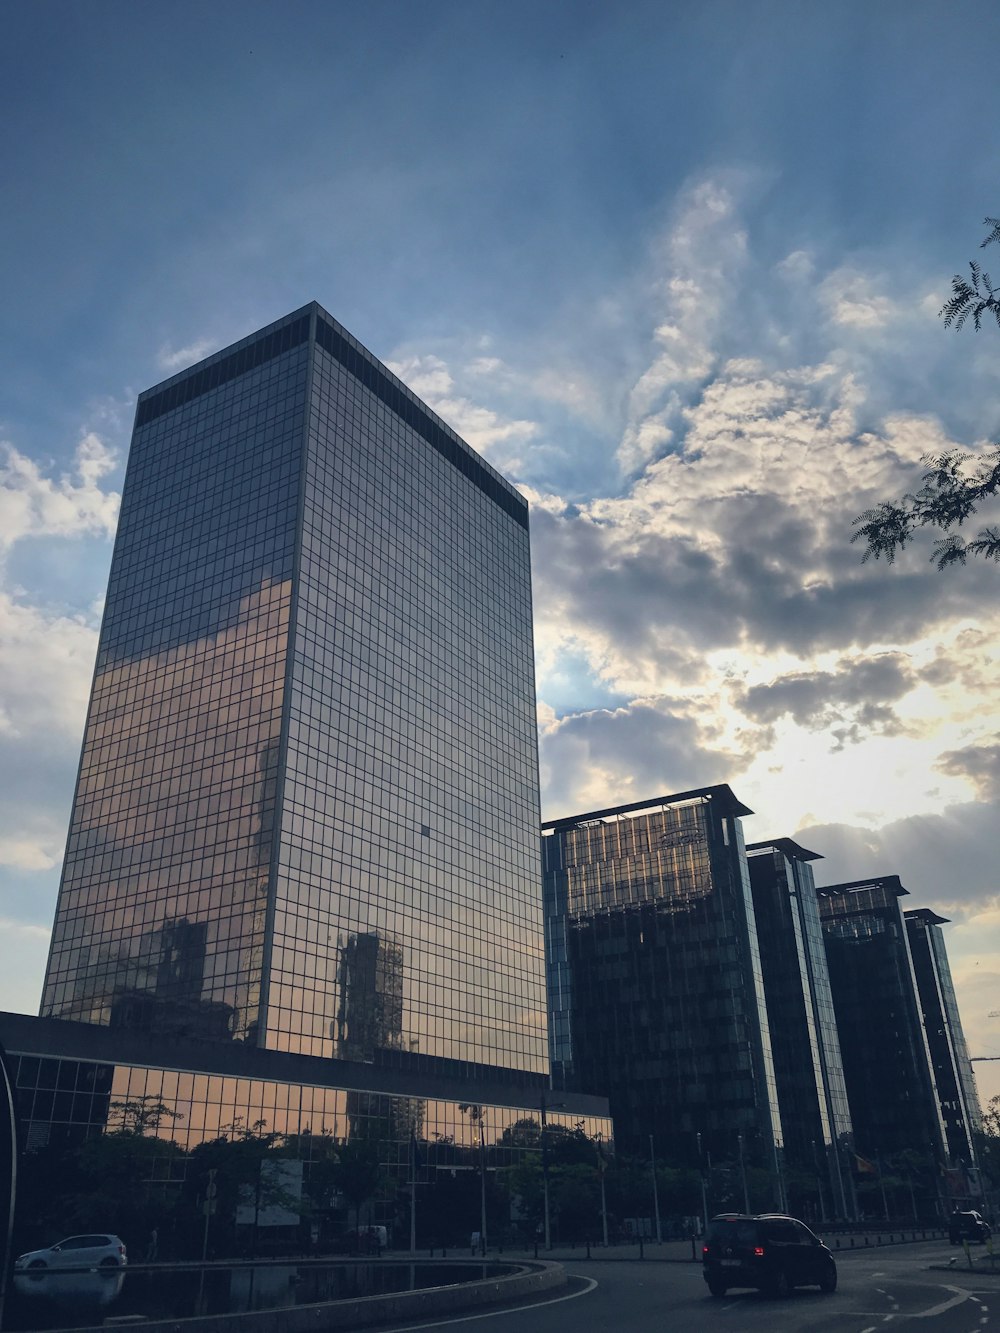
[379,1242,998,1333]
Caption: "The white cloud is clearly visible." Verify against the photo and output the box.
[157,337,216,371]
[0,434,119,553]
[616,175,750,473]
[0,434,117,884]
[820,266,896,329]
[387,353,540,457]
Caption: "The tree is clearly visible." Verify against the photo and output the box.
[940,218,1000,331]
[852,217,1000,568]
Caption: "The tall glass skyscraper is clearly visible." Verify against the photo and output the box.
[40,304,548,1080]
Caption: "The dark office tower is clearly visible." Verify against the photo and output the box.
[905,909,982,1169]
[40,304,548,1078]
[746,840,854,1218]
[817,878,947,1171]
[543,787,784,1174]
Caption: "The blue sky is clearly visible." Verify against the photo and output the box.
[4,0,1000,1093]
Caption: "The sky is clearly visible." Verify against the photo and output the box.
[3,0,1000,1097]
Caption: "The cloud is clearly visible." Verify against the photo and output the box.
[0,434,119,553]
[156,337,216,371]
[937,743,1000,802]
[819,266,897,330]
[387,352,540,458]
[616,176,750,473]
[738,653,917,732]
[0,435,117,883]
[540,697,745,819]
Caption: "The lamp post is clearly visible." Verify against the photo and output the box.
[738,1132,750,1214]
[460,1104,488,1256]
[596,1133,609,1246]
[649,1134,662,1244]
[697,1132,709,1234]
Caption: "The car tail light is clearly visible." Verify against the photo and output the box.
[118,1245,125,1255]
[753,1246,765,1257]
[702,1245,709,1256]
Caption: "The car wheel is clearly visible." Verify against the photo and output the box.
[819,1263,837,1294]
[99,1257,119,1269]
[768,1268,791,1298]
[706,1277,727,1298]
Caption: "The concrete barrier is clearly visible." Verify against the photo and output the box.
[62,1260,566,1333]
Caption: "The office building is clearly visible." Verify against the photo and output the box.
[905,909,982,1170]
[5,306,609,1228]
[817,877,947,1171]
[745,839,853,1218]
[543,787,783,1178]
[41,303,546,1078]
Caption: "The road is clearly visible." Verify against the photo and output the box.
[381,1242,998,1333]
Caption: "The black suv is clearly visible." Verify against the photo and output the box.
[949,1210,991,1245]
[702,1213,837,1298]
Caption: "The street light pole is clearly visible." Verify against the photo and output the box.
[541,1094,551,1251]
[596,1133,609,1246]
[738,1133,750,1214]
[478,1110,488,1257]
[697,1133,709,1234]
[649,1134,662,1244]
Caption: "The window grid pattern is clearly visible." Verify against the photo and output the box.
[544,797,782,1160]
[264,343,548,1072]
[11,1054,610,1181]
[40,345,309,1041]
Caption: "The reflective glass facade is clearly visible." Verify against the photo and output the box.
[905,909,982,1166]
[746,839,853,1215]
[543,788,783,1167]
[817,877,947,1164]
[41,304,547,1078]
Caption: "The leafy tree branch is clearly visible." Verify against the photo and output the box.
[852,217,1000,568]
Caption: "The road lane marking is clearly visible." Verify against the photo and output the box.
[373,1276,599,1331]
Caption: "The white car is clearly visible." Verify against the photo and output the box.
[15,1233,128,1270]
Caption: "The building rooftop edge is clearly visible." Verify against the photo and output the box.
[815,874,909,898]
[904,907,951,926]
[134,302,526,511]
[541,783,753,831]
[745,837,824,861]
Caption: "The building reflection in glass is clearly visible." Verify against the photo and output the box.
[40,306,548,1079]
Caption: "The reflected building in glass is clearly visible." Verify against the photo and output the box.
[40,304,547,1081]
[745,839,853,1217]
[543,787,783,1176]
[3,306,611,1228]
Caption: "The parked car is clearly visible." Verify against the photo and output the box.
[949,1210,991,1245]
[14,1234,127,1271]
[702,1213,837,1298]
